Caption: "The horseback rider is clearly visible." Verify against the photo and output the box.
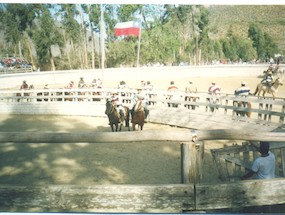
[208,81,221,95]
[207,82,221,112]
[110,92,125,121]
[131,87,149,119]
[234,81,251,96]
[261,71,274,88]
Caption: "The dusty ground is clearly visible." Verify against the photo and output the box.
[0,68,284,185]
[0,114,227,185]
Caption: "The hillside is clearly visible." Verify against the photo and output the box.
[208,5,285,52]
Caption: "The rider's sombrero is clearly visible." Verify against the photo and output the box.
[241,80,247,85]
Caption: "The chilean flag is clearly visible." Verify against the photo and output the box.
[114,21,141,37]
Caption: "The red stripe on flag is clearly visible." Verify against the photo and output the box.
[115,27,140,37]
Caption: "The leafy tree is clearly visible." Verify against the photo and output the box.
[32,4,64,70]
[0,3,38,64]
[248,23,278,61]
[56,4,81,69]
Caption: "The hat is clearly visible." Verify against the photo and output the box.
[241,81,247,85]
[211,81,216,84]
[189,81,193,84]
[137,87,143,90]
[268,71,272,75]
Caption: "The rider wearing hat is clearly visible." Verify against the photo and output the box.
[261,71,274,88]
[131,87,149,119]
[234,81,251,96]
[167,81,178,91]
[208,81,221,94]
[111,92,124,121]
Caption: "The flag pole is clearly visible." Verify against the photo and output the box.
[100,4,105,83]
[136,22,142,68]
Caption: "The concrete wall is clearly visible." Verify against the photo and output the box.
[0,64,268,90]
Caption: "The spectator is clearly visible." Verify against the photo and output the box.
[185,81,197,94]
[240,141,275,180]
[144,81,153,91]
[96,78,103,88]
[117,80,129,98]
[20,80,29,90]
[78,77,86,88]
[44,84,49,89]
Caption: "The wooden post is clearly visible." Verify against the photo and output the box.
[181,131,204,184]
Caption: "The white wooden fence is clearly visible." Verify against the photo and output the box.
[0,87,284,129]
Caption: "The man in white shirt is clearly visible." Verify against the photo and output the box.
[240,141,275,180]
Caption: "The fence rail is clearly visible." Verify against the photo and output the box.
[0,87,284,127]
[0,67,32,74]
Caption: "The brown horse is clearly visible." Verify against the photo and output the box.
[105,99,130,132]
[131,100,145,131]
[253,78,283,98]
[233,100,252,118]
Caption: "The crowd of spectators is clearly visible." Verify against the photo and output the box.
[0,57,33,71]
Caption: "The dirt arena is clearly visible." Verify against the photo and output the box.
[0,66,284,187]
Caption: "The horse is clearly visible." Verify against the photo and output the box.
[233,100,252,118]
[131,100,145,131]
[105,99,130,132]
[253,78,283,98]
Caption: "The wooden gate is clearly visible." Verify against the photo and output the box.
[211,142,285,181]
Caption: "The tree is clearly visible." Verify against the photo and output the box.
[248,23,278,61]
[0,3,38,65]
[57,4,81,69]
[32,4,64,70]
